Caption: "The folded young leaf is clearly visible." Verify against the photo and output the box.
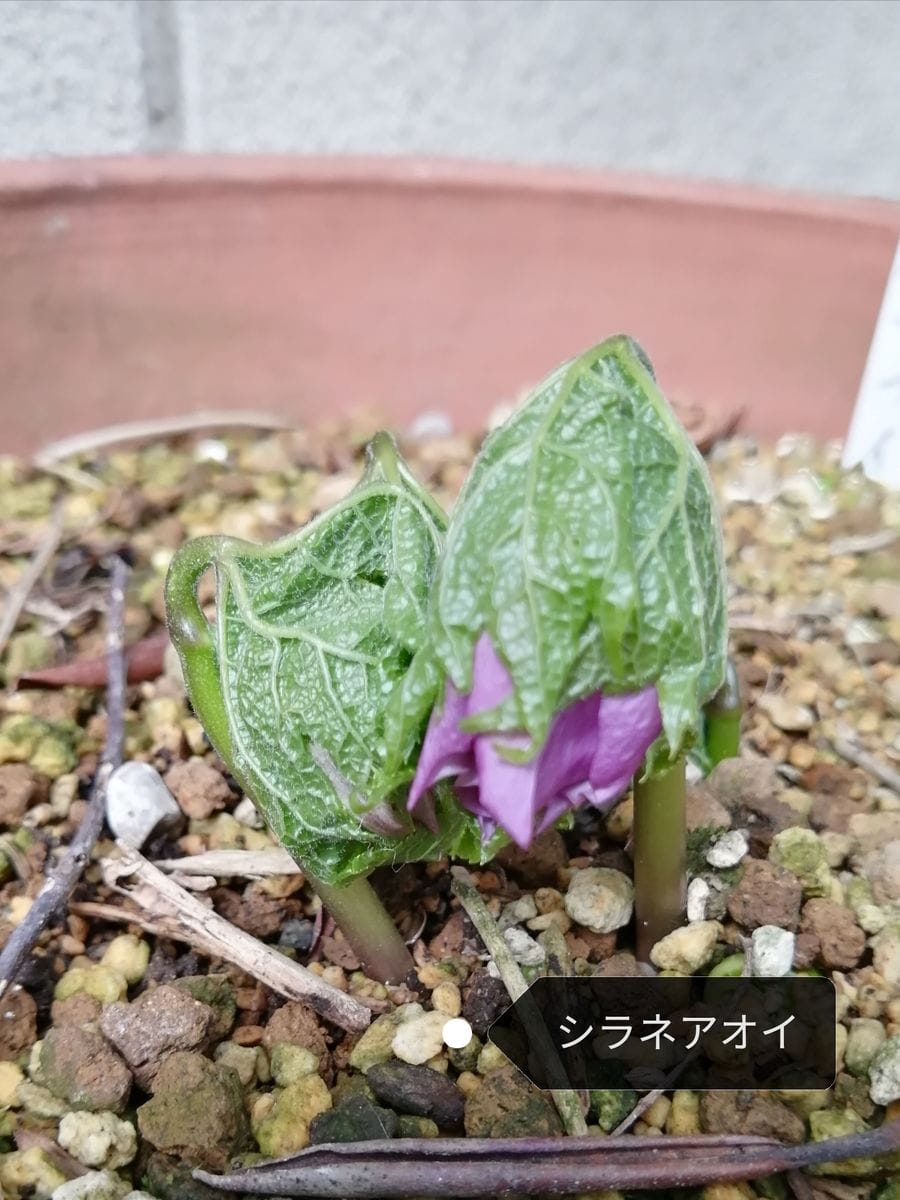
[395,336,727,775]
[166,434,496,885]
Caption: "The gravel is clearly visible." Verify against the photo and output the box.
[105,761,182,850]
[686,876,710,922]
[564,867,634,933]
[868,1034,900,1105]
[706,829,749,868]
[100,984,215,1089]
[750,924,795,976]
[649,921,722,973]
[1,426,899,1183]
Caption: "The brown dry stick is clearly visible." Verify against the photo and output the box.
[0,555,127,1000]
[102,846,370,1034]
[0,496,65,657]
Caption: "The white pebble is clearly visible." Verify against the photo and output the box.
[391,1011,447,1065]
[750,925,795,977]
[51,1170,132,1200]
[706,830,749,869]
[58,1110,137,1170]
[564,868,634,933]
[233,796,265,828]
[105,762,182,850]
[194,438,230,463]
[406,411,454,440]
[502,927,546,966]
[756,693,815,733]
[686,877,710,922]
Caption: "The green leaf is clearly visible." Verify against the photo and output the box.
[398,335,727,770]
[166,434,498,885]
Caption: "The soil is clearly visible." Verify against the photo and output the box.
[0,422,899,1198]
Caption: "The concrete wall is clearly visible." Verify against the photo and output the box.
[2,0,899,199]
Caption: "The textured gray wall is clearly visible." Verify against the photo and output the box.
[2,0,900,199]
[0,0,146,157]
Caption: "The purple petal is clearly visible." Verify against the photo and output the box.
[463,636,594,848]
[408,681,474,811]
[531,691,645,837]
[581,775,636,810]
[534,693,603,799]
[589,687,662,789]
[468,632,515,712]
[408,632,662,853]
[534,792,575,836]
[472,730,537,850]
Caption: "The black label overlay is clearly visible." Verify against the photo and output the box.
[488,976,836,1091]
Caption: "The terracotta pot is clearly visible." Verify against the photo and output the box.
[1,156,898,458]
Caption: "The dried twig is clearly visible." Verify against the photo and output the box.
[831,736,900,795]
[727,611,797,636]
[450,867,587,1138]
[14,1128,88,1181]
[0,497,65,657]
[0,556,128,1000]
[16,627,170,689]
[153,848,301,878]
[33,410,291,469]
[608,1032,702,1136]
[308,902,325,957]
[102,846,370,1033]
[195,1119,900,1196]
[68,899,186,940]
[829,528,899,556]
[71,900,391,1021]
[609,1088,665,1136]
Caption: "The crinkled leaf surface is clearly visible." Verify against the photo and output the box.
[391,336,727,773]
[167,435,496,885]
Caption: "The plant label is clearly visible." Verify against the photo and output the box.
[844,238,900,488]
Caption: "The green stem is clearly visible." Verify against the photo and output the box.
[165,535,233,760]
[368,431,403,483]
[703,657,742,766]
[311,872,414,986]
[633,757,686,964]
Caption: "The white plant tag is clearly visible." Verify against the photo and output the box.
[843,239,900,489]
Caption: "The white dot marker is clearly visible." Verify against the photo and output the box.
[441,1017,473,1049]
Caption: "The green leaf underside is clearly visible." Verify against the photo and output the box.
[393,335,727,773]
[204,442,501,884]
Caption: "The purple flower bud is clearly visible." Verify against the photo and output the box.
[408,634,662,849]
